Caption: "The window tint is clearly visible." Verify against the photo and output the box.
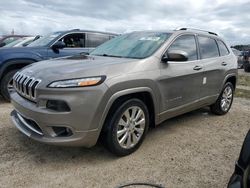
[198,36,219,59]
[167,35,197,61]
[217,40,229,56]
[61,33,85,48]
[86,33,110,48]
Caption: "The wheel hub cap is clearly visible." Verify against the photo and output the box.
[220,86,233,112]
[116,106,145,149]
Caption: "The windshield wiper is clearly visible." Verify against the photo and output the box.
[99,54,124,58]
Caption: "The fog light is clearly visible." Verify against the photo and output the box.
[46,100,70,112]
[52,126,73,137]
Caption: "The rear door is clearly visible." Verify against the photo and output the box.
[198,36,229,98]
[159,34,204,111]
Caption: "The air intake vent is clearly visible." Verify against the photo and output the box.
[13,72,41,101]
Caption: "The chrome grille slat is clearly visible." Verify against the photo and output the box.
[13,72,41,101]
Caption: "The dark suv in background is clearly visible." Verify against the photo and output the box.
[0,29,117,101]
[242,51,250,72]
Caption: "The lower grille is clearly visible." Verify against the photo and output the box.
[16,112,43,136]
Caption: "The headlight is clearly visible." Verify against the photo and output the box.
[48,76,106,88]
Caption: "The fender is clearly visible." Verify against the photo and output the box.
[221,71,238,91]
[97,87,159,133]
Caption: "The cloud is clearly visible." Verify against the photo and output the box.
[0,0,249,45]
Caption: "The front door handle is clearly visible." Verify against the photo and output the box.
[221,62,227,66]
[193,65,202,71]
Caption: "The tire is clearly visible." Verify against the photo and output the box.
[104,98,149,156]
[0,69,18,101]
[210,82,234,115]
[244,64,250,72]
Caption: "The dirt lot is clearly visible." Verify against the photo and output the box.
[0,96,250,188]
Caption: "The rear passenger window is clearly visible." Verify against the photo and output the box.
[198,36,219,59]
[217,40,229,56]
[86,33,110,48]
[167,35,197,61]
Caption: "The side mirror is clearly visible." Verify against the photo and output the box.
[0,42,6,47]
[162,50,188,63]
[52,41,66,50]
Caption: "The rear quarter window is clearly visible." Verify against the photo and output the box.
[198,36,219,59]
[217,40,229,56]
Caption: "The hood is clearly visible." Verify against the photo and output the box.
[0,46,45,54]
[19,54,142,84]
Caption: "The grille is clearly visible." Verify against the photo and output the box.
[13,72,41,101]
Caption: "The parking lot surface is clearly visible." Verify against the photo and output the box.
[0,96,249,188]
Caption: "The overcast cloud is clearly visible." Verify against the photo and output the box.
[0,0,249,45]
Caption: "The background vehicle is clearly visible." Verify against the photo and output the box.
[0,29,117,101]
[0,35,29,47]
[228,130,250,188]
[3,36,40,48]
[10,28,237,156]
[242,51,250,72]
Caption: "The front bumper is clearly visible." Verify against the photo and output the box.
[10,85,108,147]
[10,110,99,147]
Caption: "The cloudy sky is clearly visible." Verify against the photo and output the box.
[0,0,249,45]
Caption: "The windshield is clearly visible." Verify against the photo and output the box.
[28,32,62,47]
[90,32,172,59]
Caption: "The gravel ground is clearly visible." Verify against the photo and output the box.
[0,96,250,188]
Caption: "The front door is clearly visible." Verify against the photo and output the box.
[48,33,89,59]
[158,34,204,112]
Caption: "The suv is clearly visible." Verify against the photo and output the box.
[0,29,117,101]
[10,28,237,156]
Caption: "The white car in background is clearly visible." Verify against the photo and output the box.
[3,36,40,48]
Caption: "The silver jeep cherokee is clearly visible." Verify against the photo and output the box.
[10,28,237,156]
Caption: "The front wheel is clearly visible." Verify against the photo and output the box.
[210,82,234,115]
[0,70,18,101]
[105,99,149,156]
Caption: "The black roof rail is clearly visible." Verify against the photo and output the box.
[175,27,218,36]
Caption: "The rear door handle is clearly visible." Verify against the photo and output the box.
[193,66,202,71]
[221,62,227,66]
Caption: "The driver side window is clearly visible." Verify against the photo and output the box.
[60,33,85,48]
[167,35,198,61]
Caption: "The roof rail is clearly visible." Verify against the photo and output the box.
[175,27,218,36]
[68,29,80,32]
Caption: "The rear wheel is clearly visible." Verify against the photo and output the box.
[210,82,234,115]
[0,69,18,101]
[105,99,149,156]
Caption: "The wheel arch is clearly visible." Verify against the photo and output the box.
[99,87,159,134]
[223,74,237,90]
[0,59,37,81]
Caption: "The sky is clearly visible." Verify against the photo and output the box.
[0,0,249,45]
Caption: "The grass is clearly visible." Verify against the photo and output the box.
[235,88,250,99]
[238,75,250,87]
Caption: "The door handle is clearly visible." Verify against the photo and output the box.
[193,66,202,71]
[221,62,227,66]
